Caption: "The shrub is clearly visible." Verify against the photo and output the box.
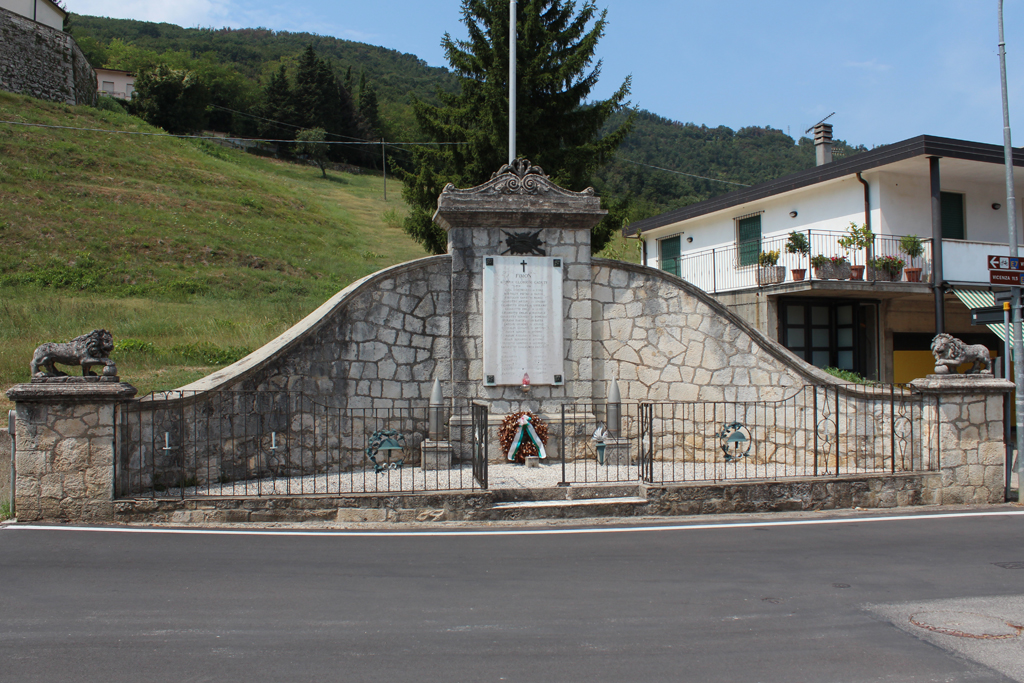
[786,231,810,255]
[824,367,873,384]
[869,255,905,275]
[899,234,924,259]
[758,250,780,267]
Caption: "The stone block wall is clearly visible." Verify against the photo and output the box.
[912,376,1011,505]
[448,224,593,414]
[14,400,115,522]
[592,260,832,403]
[0,427,10,507]
[0,7,97,106]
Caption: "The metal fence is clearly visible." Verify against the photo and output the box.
[115,385,929,498]
[637,384,927,484]
[664,230,934,294]
[115,391,486,498]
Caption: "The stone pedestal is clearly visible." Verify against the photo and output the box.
[600,437,632,466]
[6,377,137,522]
[420,440,453,471]
[910,374,1012,505]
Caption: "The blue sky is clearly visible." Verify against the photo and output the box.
[70,0,1024,148]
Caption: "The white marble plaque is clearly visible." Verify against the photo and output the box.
[482,256,564,386]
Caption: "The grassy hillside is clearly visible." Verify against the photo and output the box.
[0,92,427,409]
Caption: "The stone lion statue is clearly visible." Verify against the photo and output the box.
[930,333,992,375]
[31,329,117,378]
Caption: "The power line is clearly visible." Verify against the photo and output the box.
[0,119,466,146]
[619,158,750,188]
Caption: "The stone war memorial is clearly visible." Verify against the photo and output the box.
[5,160,1015,524]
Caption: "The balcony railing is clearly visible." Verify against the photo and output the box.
[660,230,935,294]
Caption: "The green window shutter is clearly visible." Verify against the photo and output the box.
[940,192,965,240]
[659,236,681,276]
[737,215,761,266]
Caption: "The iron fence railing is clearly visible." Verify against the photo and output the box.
[638,384,928,484]
[661,230,934,294]
[114,385,931,498]
[115,391,485,498]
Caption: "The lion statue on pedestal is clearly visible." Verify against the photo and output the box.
[31,329,117,378]
[930,333,992,375]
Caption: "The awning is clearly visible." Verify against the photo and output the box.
[953,290,1011,343]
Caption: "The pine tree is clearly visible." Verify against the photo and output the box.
[259,64,295,141]
[293,45,364,163]
[397,0,634,254]
[358,72,382,138]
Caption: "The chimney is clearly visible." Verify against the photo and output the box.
[814,123,833,166]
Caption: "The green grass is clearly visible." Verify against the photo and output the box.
[0,92,426,410]
[823,367,873,384]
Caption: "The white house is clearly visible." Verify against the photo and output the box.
[95,68,135,100]
[0,0,64,30]
[623,125,1024,384]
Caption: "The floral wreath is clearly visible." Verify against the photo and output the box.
[498,411,549,463]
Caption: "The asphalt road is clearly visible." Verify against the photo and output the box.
[3,510,1024,683]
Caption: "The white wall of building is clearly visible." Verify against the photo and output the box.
[642,162,1024,273]
[0,0,64,30]
[96,70,136,99]
[877,171,1024,243]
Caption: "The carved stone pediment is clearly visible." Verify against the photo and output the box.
[441,158,595,199]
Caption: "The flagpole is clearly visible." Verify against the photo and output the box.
[509,0,517,164]
[998,0,1023,501]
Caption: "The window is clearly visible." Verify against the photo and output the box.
[101,81,115,93]
[736,214,761,267]
[941,192,965,240]
[125,83,134,98]
[659,236,681,277]
[779,299,879,380]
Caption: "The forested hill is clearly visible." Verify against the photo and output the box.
[69,14,866,223]
[592,110,866,221]
[72,15,459,107]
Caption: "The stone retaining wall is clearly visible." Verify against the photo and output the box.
[0,427,11,508]
[592,260,838,402]
[0,7,97,106]
[912,376,1010,504]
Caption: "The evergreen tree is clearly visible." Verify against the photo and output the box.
[397,0,634,254]
[259,64,295,141]
[294,45,364,162]
[358,72,382,138]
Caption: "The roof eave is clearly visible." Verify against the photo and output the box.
[623,135,1024,237]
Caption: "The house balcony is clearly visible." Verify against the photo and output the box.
[661,230,942,295]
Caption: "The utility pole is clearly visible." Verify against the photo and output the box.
[382,138,387,202]
[998,0,1023,499]
[509,0,517,164]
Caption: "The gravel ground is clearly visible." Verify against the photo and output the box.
[168,458,901,496]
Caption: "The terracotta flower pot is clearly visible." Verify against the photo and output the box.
[849,265,865,281]
[791,268,806,282]
[905,267,922,283]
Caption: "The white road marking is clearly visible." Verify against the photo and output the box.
[3,510,1024,537]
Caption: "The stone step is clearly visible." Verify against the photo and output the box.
[489,496,648,510]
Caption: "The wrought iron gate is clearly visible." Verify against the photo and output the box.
[471,402,488,489]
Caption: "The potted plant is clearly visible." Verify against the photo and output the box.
[757,249,786,285]
[811,254,850,280]
[868,255,905,282]
[837,222,874,281]
[899,234,925,282]
[786,231,810,281]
